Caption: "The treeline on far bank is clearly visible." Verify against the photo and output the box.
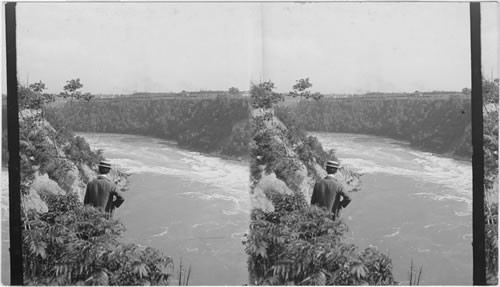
[45,90,473,160]
[275,96,472,158]
[48,95,252,158]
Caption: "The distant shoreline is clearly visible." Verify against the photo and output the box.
[308,130,471,163]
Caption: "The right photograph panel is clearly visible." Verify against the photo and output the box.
[245,2,498,285]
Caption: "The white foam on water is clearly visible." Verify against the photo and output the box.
[151,227,169,238]
[384,227,401,238]
[170,151,250,215]
[231,232,247,240]
[311,132,472,215]
[223,210,239,216]
[410,192,471,214]
[462,234,472,241]
[454,211,471,217]
[110,158,187,176]
[423,223,449,229]
[78,133,251,216]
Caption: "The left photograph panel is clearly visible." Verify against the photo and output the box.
[2,2,259,285]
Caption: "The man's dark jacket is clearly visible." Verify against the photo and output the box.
[84,175,125,216]
[311,175,351,218]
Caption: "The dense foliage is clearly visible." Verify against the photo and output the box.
[59,78,94,103]
[288,78,323,101]
[246,80,396,285]
[276,95,472,158]
[19,81,55,111]
[17,81,178,285]
[48,95,251,157]
[250,110,334,189]
[245,191,396,285]
[23,192,174,285]
[250,81,284,109]
[483,79,499,284]
[17,83,103,193]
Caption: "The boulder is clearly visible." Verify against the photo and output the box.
[24,187,48,213]
[31,173,66,196]
[250,186,275,213]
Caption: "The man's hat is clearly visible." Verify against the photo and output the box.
[326,160,339,169]
[98,160,112,169]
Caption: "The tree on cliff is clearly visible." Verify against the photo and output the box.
[228,87,240,96]
[250,81,283,109]
[288,78,323,101]
[59,78,94,105]
[18,80,55,118]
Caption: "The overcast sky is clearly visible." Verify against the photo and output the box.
[6,2,500,94]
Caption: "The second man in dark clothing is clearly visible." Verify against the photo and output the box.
[311,160,351,219]
[84,160,125,218]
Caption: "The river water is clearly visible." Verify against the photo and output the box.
[78,133,251,285]
[310,132,472,285]
[1,131,472,285]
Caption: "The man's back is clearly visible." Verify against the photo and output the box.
[311,176,351,217]
[84,176,119,212]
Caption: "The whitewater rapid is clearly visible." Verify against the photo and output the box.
[79,132,250,285]
[311,132,472,285]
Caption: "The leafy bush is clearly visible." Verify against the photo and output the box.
[18,82,55,111]
[244,192,396,285]
[23,192,174,285]
[63,135,103,168]
[250,81,284,109]
[483,78,499,284]
[485,201,498,284]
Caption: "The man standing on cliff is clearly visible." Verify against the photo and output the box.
[311,160,351,219]
[84,160,125,218]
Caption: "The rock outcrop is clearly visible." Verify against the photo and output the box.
[250,108,361,212]
[19,110,128,213]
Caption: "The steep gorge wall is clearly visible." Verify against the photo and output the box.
[48,96,471,159]
[276,97,472,158]
[50,96,252,158]
[17,110,128,213]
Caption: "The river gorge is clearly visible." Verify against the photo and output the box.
[2,130,472,284]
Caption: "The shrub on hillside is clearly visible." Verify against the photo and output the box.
[23,192,174,285]
[244,191,396,285]
[483,78,499,284]
[20,107,103,191]
[63,135,103,168]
